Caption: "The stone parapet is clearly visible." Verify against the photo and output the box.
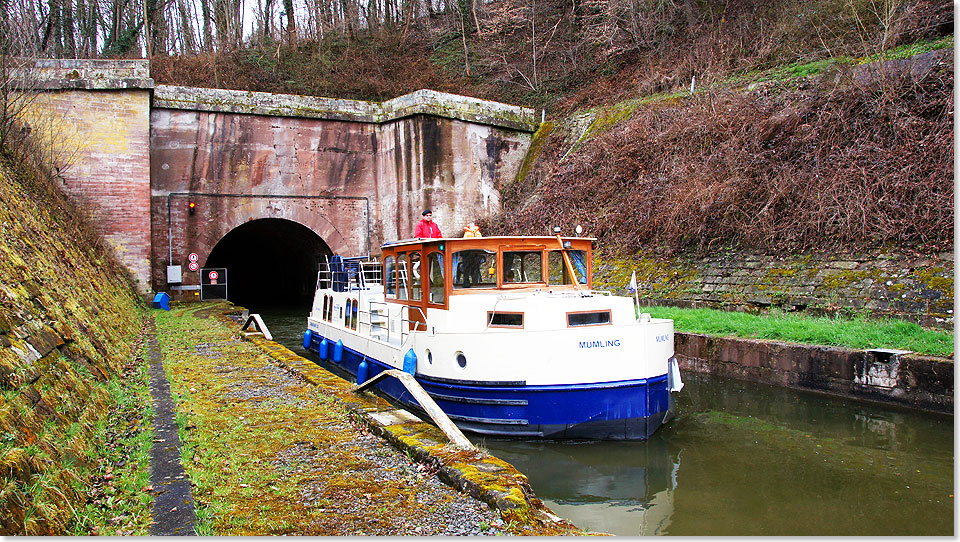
[19,58,154,90]
[153,85,539,132]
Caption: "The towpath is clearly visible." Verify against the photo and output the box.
[150,302,580,535]
[145,319,197,535]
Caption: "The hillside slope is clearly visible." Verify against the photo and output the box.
[484,48,953,256]
[0,149,146,533]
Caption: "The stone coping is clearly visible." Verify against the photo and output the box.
[18,58,154,90]
[153,85,539,132]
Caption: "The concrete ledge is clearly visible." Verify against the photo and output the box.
[153,85,539,132]
[17,59,154,90]
[675,332,953,414]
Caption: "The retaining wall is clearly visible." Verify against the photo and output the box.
[596,250,954,329]
[675,332,953,414]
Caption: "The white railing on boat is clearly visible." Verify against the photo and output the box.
[316,254,427,345]
[317,256,383,292]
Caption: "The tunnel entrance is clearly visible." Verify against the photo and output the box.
[205,218,331,311]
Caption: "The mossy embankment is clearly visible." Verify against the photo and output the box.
[0,156,150,534]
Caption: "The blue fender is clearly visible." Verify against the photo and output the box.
[357,359,369,385]
[302,329,313,350]
[333,340,344,363]
[318,338,329,360]
[402,348,417,375]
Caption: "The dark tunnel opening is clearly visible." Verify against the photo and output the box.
[205,218,331,312]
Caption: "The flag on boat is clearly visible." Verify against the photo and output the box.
[629,270,637,293]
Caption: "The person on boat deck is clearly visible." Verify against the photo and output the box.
[463,223,482,237]
[415,210,443,238]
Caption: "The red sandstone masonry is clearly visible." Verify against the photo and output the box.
[675,332,953,414]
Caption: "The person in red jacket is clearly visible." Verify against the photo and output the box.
[415,209,443,238]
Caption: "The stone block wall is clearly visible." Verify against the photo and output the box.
[596,250,954,328]
[675,332,953,413]
[150,85,535,291]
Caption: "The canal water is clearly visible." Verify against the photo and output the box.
[254,307,954,536]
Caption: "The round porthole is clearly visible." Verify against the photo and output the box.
[426,350,433,365]
[456,352,467,369]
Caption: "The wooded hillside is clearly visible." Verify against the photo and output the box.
[4,0,954,255]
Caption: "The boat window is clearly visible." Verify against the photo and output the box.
[503,251,543,283]
[453,249,497,289]
[548,250,588,285]
[384,256,396,298]
[344,298,353,327]
[487,312,523,328]
[397,254,408,300]
[567,310,611,327]
[322,295,329,321]
[351,300,359,330]
[428,252,445,304]
[410,251,422,301]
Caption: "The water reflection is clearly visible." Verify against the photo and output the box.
[482,436,682,535]
[256,308,954,536]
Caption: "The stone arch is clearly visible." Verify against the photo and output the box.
[204,218,332,310]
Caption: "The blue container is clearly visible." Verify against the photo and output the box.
[357,359,369,385]
[402,348,417,375]
[152,292,170,311]
[318,338,329,360]
[302,330,313,350]
[333,340,344,363]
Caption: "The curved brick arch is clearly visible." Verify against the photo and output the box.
[159,194,370,289]
[202,216,336,306]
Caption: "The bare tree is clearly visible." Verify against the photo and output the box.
[0,5,41,150]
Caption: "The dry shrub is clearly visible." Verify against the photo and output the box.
[151,35,475,102]
[494,51,953,256]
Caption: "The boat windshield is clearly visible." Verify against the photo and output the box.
[452,249,497,289]
[503,251,543,283]
[548,250,587,285]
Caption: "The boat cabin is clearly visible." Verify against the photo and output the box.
[379,236,595,313]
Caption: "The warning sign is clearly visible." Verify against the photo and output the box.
[187,261,199,272]
[200,268,228,300]
[188,252,199,262]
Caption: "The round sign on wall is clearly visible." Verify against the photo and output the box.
[188,252,199,262]
[187,261,199,272]
[209,270,219,280]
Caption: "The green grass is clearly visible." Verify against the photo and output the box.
[646,306,954,357]
[68,341,155,535]
[857,35,954,65]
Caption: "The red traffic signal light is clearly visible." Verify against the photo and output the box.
[188,201,196,215]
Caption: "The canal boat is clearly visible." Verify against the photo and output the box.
[302,231,682,440]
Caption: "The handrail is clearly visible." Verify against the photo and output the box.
[351,369,475,450]
[401,305,428,339]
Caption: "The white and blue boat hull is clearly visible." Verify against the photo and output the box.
[305,331,674,440]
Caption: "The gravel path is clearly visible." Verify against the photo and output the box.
[158,308,511,535]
